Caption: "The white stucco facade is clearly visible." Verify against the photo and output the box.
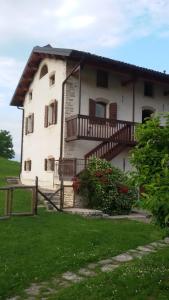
[20,56,169,189]
[21,58,66,187]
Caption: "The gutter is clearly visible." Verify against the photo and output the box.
[17,106,24,179]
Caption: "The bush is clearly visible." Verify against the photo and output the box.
[77,157,137,215]
[130,114,169,227]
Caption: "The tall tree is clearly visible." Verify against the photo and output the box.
[0,130,15,159]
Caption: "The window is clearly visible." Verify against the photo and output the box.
[96,70,109,88]
[95,102,106,118]
[144,82,154,97]
[25,113,34,134]
[28,90,33,101]
[40,64,48,79]
[24,160,31,171]
[89,99,106,119]
[49,73,55,86]
[44,100,58,127]
[44,158,55,171]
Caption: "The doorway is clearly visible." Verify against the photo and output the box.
[142,108,154,123]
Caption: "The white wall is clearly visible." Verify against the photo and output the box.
[21,58,66,187]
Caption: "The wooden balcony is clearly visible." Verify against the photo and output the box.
[66,114,137,145]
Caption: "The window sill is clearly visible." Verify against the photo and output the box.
[47,123,57,128]
[96,85,109,89]
[144,95,154,98]
[49,84,55,88]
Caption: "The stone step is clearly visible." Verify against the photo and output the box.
[63,208,109,217]
[6,177,20,185]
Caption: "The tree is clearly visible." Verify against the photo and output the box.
[0,130,15,159]
[130,114,169,227]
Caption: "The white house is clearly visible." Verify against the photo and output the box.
[11,45,169,208]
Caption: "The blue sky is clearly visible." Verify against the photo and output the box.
[1,0,169,160]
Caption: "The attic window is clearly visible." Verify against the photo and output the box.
[144,82,154,97]
[40,64,48,79]
[49,73,55,86]
[97,70,109,88]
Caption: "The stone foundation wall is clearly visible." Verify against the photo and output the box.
[63,186,75,208]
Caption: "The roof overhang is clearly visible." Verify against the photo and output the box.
[10,45,169,107]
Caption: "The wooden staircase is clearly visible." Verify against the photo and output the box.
[85,124,136,161]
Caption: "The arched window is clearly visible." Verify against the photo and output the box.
[39,64,48,79]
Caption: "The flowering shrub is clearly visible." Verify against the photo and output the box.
[78,157,137,215]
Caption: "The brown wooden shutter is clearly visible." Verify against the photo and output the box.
[29,160,32,171]
[44,106,48,127]
[25,117,28,135]
[44,159,47,171]
[31,114,34,133]
[51,158,55,171]
[53,100,58,124]
[89,98,96,117]
[109,103,117,120]
[24,161,26,171]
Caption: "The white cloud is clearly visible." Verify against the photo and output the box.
[1,0,169,159]
[0,0,169,50]
[0,56,24,158]
[0,57,24,90]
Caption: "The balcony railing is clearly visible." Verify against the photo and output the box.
[66,114,137,144]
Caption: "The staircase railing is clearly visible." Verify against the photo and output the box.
[85,123,137,161]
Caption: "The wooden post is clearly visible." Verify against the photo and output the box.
[32,188,36,215]
[60,178,64,210]
[35,176,38,215]
[8,189,13,216]
[74,158,77,176]
[4,190,10,216]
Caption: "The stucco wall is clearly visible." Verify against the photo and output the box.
[21,58,66,188]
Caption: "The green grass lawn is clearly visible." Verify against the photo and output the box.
[0,157,20,186]
[53,247,169,300]
[0,157,168,300]
[0,211,165,299]
[0,157,32,215]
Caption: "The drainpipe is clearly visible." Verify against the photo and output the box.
[17,106,24,179]
[59,59,84,208]
[132,81,136,122]
[78,64,82,115]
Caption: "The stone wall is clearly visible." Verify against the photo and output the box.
[64,61,79,158]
